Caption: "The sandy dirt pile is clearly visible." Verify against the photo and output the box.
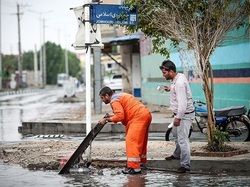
[0,139,188,170]
[0,140,150,170]
[1,140,249,171]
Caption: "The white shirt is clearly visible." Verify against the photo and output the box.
[170,73,194,119]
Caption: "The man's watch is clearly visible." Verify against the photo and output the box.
[105,118,109,123]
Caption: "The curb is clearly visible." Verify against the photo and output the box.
[19,121,171,135]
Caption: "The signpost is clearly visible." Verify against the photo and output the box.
[65,3,138,175]
[90,4,138,25]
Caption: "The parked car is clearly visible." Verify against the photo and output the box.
[57,73,68,86]
[104,74,123,91]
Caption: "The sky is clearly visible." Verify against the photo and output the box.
[1,0,90,55]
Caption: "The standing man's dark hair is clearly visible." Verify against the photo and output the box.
[159,60,176,72]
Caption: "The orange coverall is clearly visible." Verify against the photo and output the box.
[109,93,152,169]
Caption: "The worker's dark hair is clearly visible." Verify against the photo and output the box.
[159,60,176,72]
[99,86,114,96]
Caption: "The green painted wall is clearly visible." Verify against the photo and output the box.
[141,40,250,111]
[142,82,250,111]
[141,82,170,106]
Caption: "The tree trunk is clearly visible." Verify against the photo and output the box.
[202,61,216,144]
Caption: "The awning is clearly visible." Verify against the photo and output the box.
[107,33,141,45]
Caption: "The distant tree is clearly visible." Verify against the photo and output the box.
[45,42,81,84]
[45,42,65,84]
[1,42,81,87]
[2,55,18,78]
[22,51,34,71]
[125,0,250,146]
[67,50,81,79]
[1,55,17,88]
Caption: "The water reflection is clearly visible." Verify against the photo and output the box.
[0,161,75,187]
[172,174,192,187]
[0,91,60,141]
[0,108,23,141]
[1,161,250,187]
[124,174,147,187]
[68,169,250,187]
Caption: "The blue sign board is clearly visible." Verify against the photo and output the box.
[90,4,138,25]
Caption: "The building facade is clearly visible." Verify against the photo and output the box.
[140,29,250,110]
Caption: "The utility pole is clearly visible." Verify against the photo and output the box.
[17,4,23,88]
[0,0,2,90]
[65,49,69,76]
[84,1,92,163]
[93,47,102,114]
[34,45,38,87]
[39,14,43,88]
[43,19,46,86]
[28,10,52,88]
[92,0,102,114]
[65,34,69,77]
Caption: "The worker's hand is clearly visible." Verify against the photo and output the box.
[98,118,107,125]
[173,118,181,126]
[164,86,171,92]
[104,113,110,118]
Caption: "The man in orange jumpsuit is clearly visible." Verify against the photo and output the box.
[98,86,152,175]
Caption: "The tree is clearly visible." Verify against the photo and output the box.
[22,51,34,71]
[45,42,65,84]
[44,42,81,84]
[1,55,18,88]
[2,54,18,78]
[66,49,82,80]
[125,0,250,145]
[1,42,81,87]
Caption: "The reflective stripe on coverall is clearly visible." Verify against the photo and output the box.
[109,93,152,169]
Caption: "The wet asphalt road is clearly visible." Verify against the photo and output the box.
[0,88,64,141]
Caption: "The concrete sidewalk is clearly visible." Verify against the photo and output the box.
[147,148,250,173]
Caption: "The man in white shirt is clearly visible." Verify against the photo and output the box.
[159,60,194,173]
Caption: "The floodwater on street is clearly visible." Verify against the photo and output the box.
[1,88,250,186]
[1,159,250,187]
[0,88,64,141]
